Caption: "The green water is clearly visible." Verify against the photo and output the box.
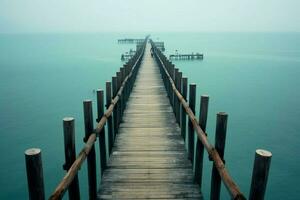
[0,33,299,199]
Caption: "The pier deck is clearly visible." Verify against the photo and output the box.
[97,44,202,199]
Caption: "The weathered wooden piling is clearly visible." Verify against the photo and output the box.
[116,71,122,128]
[194,95,209,187]
[120,67,126,114]
[83,100,97,200]
[173,68,179,117]
[112,76,118,136]
[249,149,272,200]
[171,67,176,107]
[210,112,228,200]
[105,81,114,154]
[96,90,107,174]
[63,117,80,200]
[176,71,182,125]
[188,84,196,162]
[25,148,45,200]
[181,77,188,140]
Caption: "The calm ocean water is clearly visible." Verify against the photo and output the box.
[0,32,299,199]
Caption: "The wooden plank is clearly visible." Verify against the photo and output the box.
[97,43,202,199]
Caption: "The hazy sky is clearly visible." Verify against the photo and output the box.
[0,0,300,33]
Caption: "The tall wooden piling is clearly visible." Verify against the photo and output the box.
[194,95,209,187]
[176,72,182,125]
[188,84,196,162]
[174,68,179,117]
[25,148,45,200]
[120,67,126,113]
[112,76,118,136]
[106,81,114,154]
[116,71,122,128]
[181,77,188,140]
[249,149,272,200]
[210,112,228,200]
[96,90,107,174]
[171,67,176,107]
[63,117,80,200]
[123,65,129,101]
[83,100,97,200]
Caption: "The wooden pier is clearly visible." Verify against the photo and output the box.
[153,42,165,51]
[121,49,136,61]
[169,53,203,60]
[118,38,145,44]
[24,37,272,200]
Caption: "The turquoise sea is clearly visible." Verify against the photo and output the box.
[0,32,299,199]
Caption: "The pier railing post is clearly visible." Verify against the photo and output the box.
[96,90,107,175]
[124,64,130,101]
[181,77,188,141]
[210,112,228,200]
[194,95,209,187]
[116,71,122,128]
[120,67,126,114]
[249,149,272,200]
[25,148,45,200]
[176,72,182,125]
[119,68,123,114]
[171,66,175,106]
[106,81,114,154]
[188,84,196,162]
[83,100,97,200]
[112,76,118,136]
[173,68,179,114]
[166,63,171,99]
[63,117,80,200]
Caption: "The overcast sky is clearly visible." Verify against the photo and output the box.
[0,0,299,33]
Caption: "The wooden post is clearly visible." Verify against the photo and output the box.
[25,148,45,200]
[194,95,209,187]
[188,84,196,162]
[120,67,126,112]
[112,76,118,136]
[181,77,188,141]
[123,65,129,101]
[176,72,182,125]
[106,81,114,154]
[116,71,122,127]
[210,112,228,200]
[63,117,80,200]
[165,67,171,99]
[173,68,179,114]
[171,66,175,106]
[83,100,97,200]
[249,149,272,200]
[96,90,107,175]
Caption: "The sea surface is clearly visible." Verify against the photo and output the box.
[0,32,299,199]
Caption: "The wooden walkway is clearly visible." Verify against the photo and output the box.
[97,44,203,199]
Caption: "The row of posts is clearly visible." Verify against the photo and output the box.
[151,40,272,200]
[24,39,147,200]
